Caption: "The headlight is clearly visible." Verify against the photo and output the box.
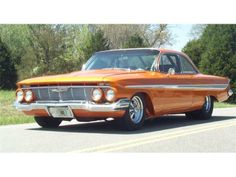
[16,90,24,102]
[92,88,103,102]
[105,89,115,102]
[25,90,33,102]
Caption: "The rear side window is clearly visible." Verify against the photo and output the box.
[179,55,197,74]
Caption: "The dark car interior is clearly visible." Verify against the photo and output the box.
[159,54,181,73]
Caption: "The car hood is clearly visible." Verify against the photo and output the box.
[17,69,146,86]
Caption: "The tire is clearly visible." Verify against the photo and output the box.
[119,94,146,130]
[34,117,62,128]
[185,96,214,120]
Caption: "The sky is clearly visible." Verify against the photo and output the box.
[165,24,194,51]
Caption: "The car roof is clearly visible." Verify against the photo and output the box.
[96,48,183,54]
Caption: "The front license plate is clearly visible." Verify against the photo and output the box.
[48,106,74,118]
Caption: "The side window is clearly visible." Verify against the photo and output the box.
[179,55,197,74]
[159,54,181,73]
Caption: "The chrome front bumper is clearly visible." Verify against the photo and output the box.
[14,99,130,112]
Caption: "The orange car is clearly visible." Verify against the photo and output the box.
[14,48,233,130]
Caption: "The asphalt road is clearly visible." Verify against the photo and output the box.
[0,108,236,152]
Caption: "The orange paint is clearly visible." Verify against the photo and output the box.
[23,109,49,117]
[72,110,125,118]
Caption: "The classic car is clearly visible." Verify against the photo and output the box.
[14,48,233,130]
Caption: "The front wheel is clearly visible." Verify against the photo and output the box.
[34,117,62,128]
[119,94,146,130]
[185,96,214,120]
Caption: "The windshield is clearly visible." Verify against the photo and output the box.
[84,49,159,71]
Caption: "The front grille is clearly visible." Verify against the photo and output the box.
[24,86,93,102]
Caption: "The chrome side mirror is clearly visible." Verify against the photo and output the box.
[81,64,86,71]
[168,68,175,75]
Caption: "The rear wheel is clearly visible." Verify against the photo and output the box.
[34,117,62,128]
[119,94,146,130]
[185,96,214,120]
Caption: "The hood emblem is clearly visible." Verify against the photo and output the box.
[51,87,69,93]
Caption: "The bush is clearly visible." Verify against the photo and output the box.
[0,37,17,89]
[182,39,203,68]
[183,25,236,103]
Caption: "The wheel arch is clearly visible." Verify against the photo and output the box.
[209,95,218,102]
[133,92,155,117]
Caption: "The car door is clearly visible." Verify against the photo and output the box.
[157,52,195,114]
[177,54,204,109]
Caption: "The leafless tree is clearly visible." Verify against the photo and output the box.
[98,24,172,48]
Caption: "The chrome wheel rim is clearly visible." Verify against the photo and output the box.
[129,96,144,124]
[204,96,211,112]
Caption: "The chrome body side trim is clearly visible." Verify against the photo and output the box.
[14,99,130,113]
[125,84,228,90]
